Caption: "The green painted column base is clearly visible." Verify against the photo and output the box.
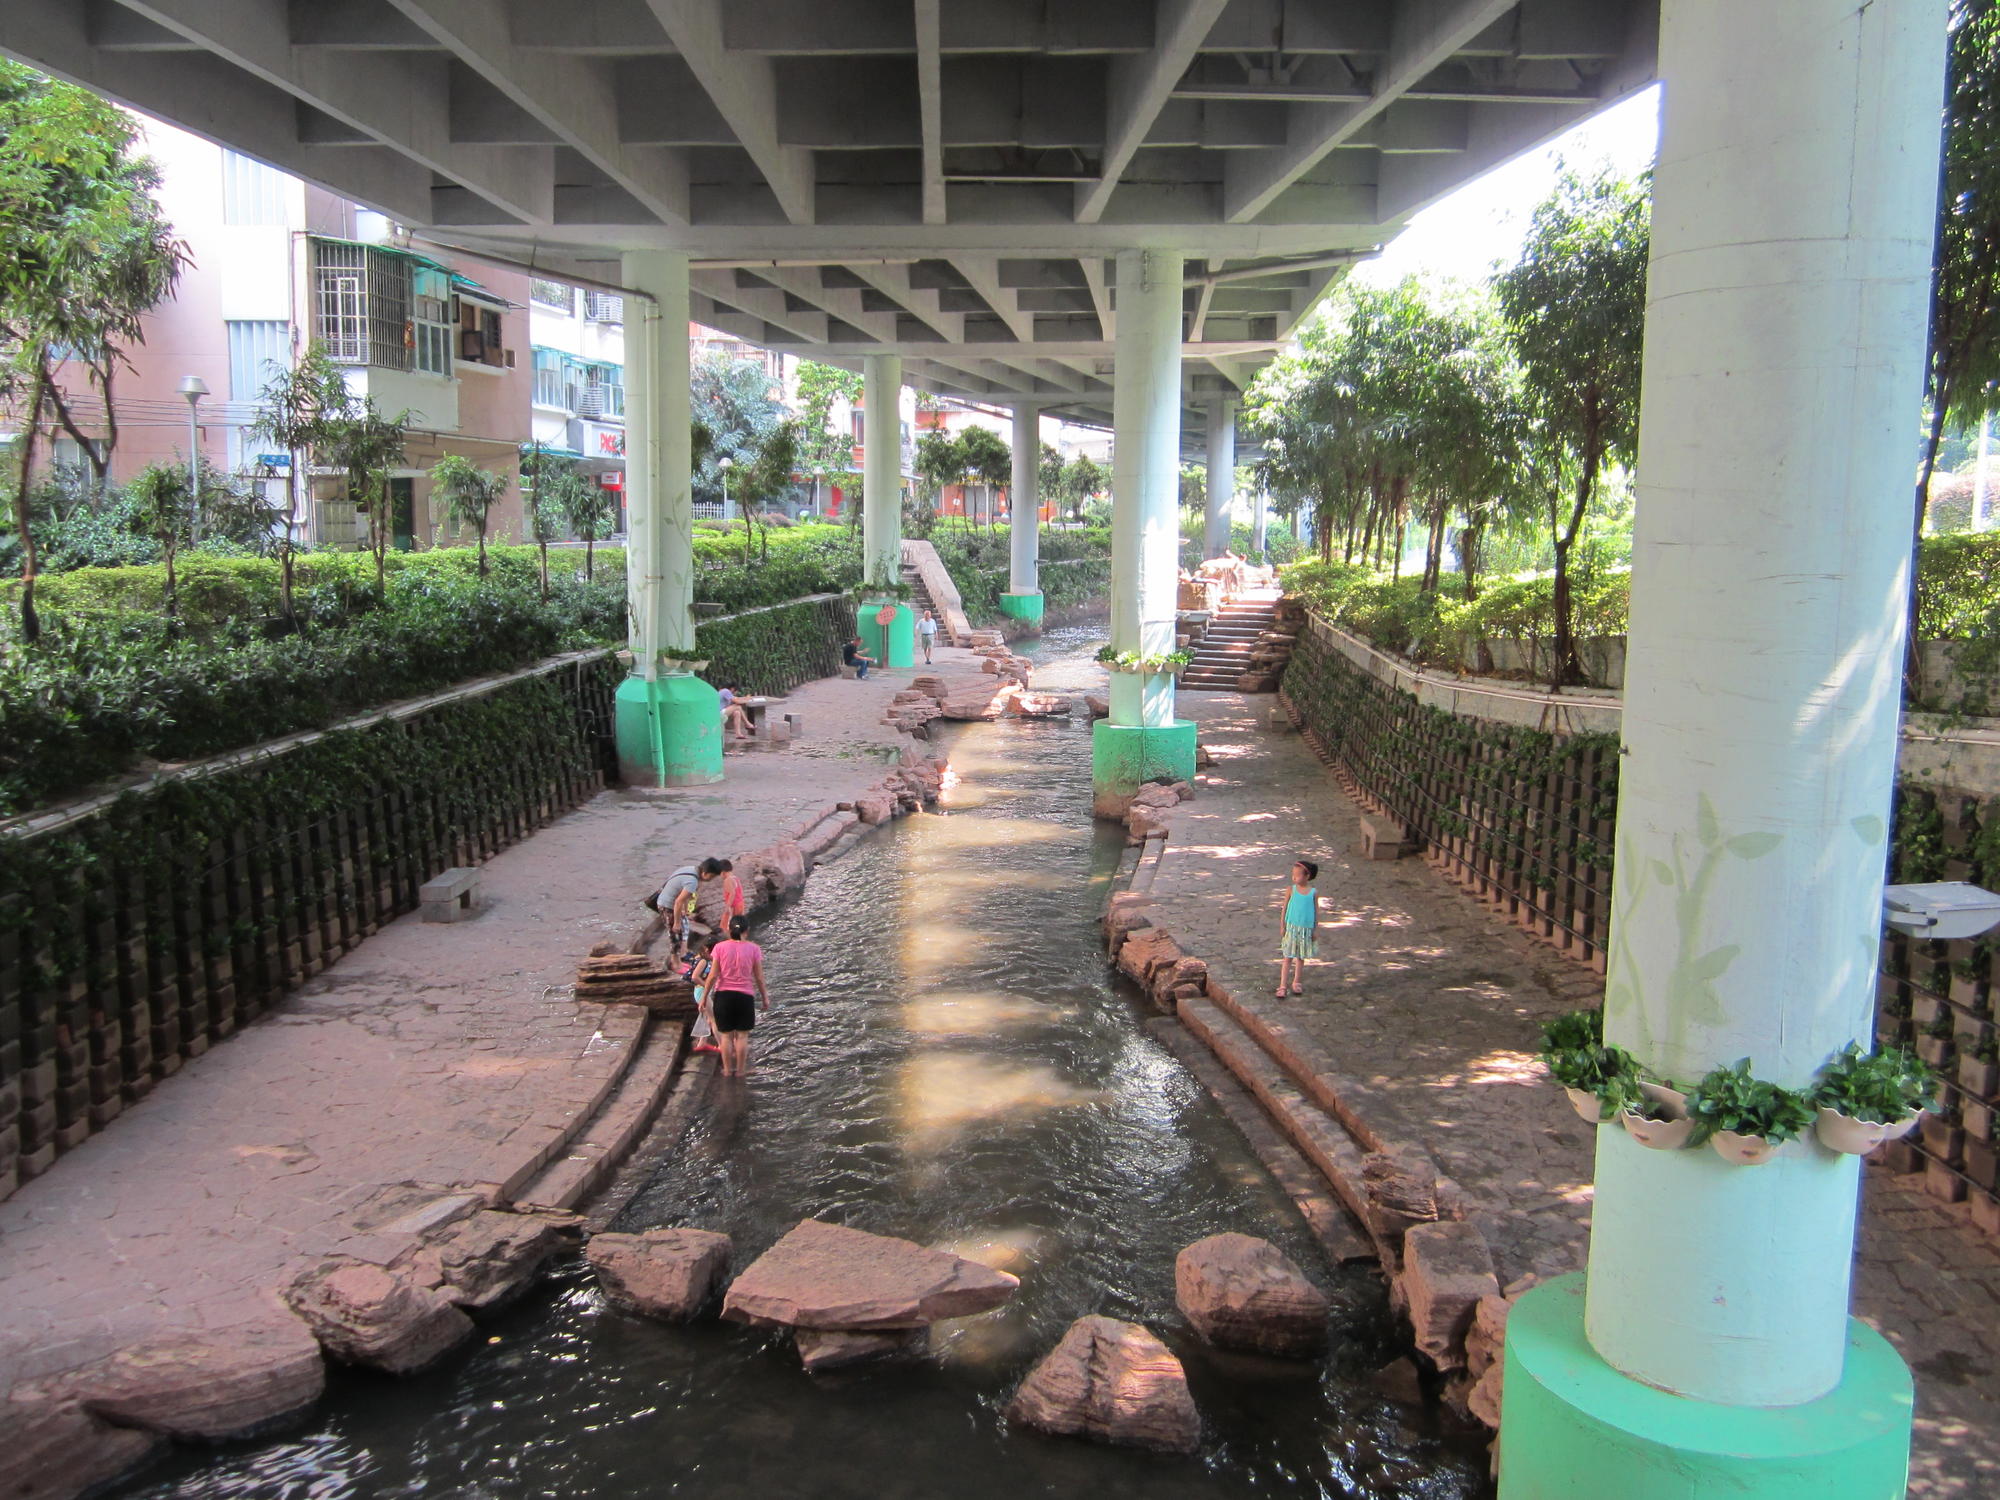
[859,599,915,669]
[996,590,1045,625]
[1498,1276,1912,1500]
[614,672,724,788]
[1092,720,1198,798]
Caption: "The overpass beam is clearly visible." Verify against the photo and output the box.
[860,353,913,667]
[1202,397,1237,559]
[1498,2,1945,1494]
[1094,248,1194,807]
[1000,402,1045,627]
[615,251,722,787]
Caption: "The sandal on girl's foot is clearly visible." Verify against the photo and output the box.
[1289,985,1304,996]
[693,1042,722,1055]
[1274,988,1287,998]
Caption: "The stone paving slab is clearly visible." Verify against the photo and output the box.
[0,653,964,1400]
[1148,690,2000,1496]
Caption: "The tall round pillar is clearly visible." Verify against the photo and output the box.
[999,401,1045,627]
[1252,484,1268,558]
[858,353,913,667]
[1093,248,1194,804]
[613,251,721,787]
[1202,399,1237,559]
[1499,2,1943,1494]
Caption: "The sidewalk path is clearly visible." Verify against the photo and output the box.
[1149,690,2000,1498]
[0,654,960,1399]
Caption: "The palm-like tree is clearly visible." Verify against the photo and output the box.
[429,454,508,577]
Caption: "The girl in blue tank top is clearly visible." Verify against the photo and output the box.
[1278,859,1319,997]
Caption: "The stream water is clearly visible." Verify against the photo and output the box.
[118,627,1488,1500]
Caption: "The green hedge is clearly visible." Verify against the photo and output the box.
[694,595,856,697]
[926,525,1112,623]
[0,569,624,816]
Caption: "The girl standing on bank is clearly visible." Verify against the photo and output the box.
[707,916,770,1077]
[1277,859,1318,997]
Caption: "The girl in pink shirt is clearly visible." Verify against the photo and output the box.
[706,916,769,1077]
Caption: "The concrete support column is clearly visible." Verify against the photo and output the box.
[1202,398,1237,559]
[1252,484,1268,559]
[1000,401,1045,627]
[1499,2,1944,1493]
[612,251,721,787]
[860,353,913,667]
[1094,248,1195,803]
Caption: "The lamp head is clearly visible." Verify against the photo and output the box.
[177,375,209,400]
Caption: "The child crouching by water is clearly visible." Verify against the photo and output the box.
[1277,859,1318,997]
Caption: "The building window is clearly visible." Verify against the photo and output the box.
[311,240,414,369]
[532,348,566,409]
[573,362,623,419]
[221,150,288,225]
[412,267,453,377]
[585,291,623,324]
[458,298,505,366]
[531,278,573,312]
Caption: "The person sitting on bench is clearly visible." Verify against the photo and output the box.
[842,637,877,679]
[718,683,753,743]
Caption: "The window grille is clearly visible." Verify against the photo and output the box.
[532,349,566,408]
[531,278,574,311]
[312,240,412,370]
[585,291,624,324]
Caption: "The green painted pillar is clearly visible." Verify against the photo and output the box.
[1093,248,1194,801]
[858,599,914,669]
[862,353,903,594]
[613,250,721,788]
[1004,401,1045,628]
[1499,2,1944,1492]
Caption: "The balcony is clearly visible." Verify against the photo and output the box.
[573,382,625,420]
[458,329,515,374]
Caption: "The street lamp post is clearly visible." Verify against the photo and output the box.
[813,467,825,518]
[718,455,734,525]
[177,374,208,542]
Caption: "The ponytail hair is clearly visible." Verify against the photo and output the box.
[727,915,749,941]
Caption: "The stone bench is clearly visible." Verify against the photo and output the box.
[1359,816,1407,861]
[419,866,483,922]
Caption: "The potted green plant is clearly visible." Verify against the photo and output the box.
[1959,1034,1999,1098]
[1810,1043,1935,1155]
[1538,1009,1633,1123]
[1611,1073,1695,1152]
[1686,1059,1816,1164]
[1917,1008,1956,1068]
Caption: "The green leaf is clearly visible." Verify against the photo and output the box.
[1651,859,1675,886]
[1686,944,1741,983]
[1696,794,1720,849]
[1726,831,1781,860]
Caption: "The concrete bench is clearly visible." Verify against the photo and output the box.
[839,664,861,679]
[420,866,483,922]
[784,712,805,739]
[1266,705,1296,733]
[1359,816,1407,861]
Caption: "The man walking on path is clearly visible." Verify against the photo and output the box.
[918,609,939,663]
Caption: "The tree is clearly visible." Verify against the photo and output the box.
[958,425,1012,528]
[557,472,616,581]
[1494,166,1650,686]
[1038,443,1065,523]
[123,462,194,624]
[795,360,863,475]
[1911,0,2000,689]
[525,489,564,600]
[429,454,508,576]
[1061,454,1106,522]
[913,430,965,531]
[250,345,352,619]
[323,398,410,592]
[0,62,188,640]
[734,417,803,562]
[692,353,785,517]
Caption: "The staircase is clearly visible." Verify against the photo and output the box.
[1178,590,1281,691]
[898,562,952,643]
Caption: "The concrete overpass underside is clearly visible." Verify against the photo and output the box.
[0,0,1660,426]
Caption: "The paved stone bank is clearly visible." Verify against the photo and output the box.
[0,651,973,1497]
[1127,689,2000,1495]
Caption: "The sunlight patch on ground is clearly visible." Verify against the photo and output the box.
[894,1052,1097,1150]
[897,921,998,979]
[907,814,1073,853]
[896,869,1071,922]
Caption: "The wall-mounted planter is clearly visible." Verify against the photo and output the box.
[1563,1087,1606,1124]
[1621,1110,1694,1151]
[1959,1056,2000,1098]
[1950,972,1984,1007]
[1813,1107,1910,1156]
[1921,1116,1966,1165]
[1711,1130,1783,1165]
[1917,1035,1955,1068]
[1101,661,1187,677]
[1912,993,1945,1027]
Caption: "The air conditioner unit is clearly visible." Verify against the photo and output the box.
[503,348,516,368]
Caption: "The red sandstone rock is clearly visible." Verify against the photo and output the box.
[1174,1233,1328,1358]
[418,1209,577,1312]
[285,1260,476,1375]
[1116,929,1181,988]
[1362,1148,1441,1245]
[1400,1222,1498,1371]
[1467,1359,1504,1428]
[588,1227,733,1320]
[1126,807,1170,840]
[721,1218,1019,1330]
[795,1327,927,1373]
[1005,1315,1201,1455]
[47,1320,325,1441]
[1130,784,1181,812]
[1084,694,1110,718]
[0,1396,160,1499]
[854,793,895,826]
[1464,1293,1512,1381]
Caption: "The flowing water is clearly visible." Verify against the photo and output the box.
[119,627,1488,1500]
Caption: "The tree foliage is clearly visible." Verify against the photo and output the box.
[429,454,508,577]
[0,61,188,640]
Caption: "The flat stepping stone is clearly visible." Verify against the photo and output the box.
[721,1218,1019,1330]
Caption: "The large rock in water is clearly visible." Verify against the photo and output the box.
[1174,1233,1329,1358]
[62,1321,326,1440]
[795,1328,927,1374]
[0,1396,161,1499]
[1005,1315,1201,1455]
[721,1218,1019,1330]
[285,1261,476,1375]
[588,1228,733,1320]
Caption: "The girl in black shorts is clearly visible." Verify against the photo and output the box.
[705,916,769,1077]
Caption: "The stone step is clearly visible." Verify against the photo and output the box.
[512,1019,691,1213]
[1176,996,1385,1249]
[1146,1018,1374,1263]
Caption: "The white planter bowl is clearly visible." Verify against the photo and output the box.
[1564,1087,1605,1124]
[1621,1111,1695,1151]
[1814,1107,1892,1156]
[1711,1130,1780,1165]
[1639,1082,1689,1118]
